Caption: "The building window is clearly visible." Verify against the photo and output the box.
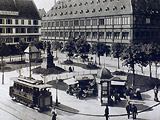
[86,19,91,26]
[74,20,79,26]
[0,19,4,24]
[106,32,112,39]
[28,20,31,25]
[65,32,68,37]
[15,19,19,24]
[80,20,85,26]
[92,19,97,26]
[86,32,91,38]
[33,20,38,25]
[0,28,5,33]
[114,32,120,39]
[80,32,85,36]
[114,18,121,25]
[60,32,63,37]
[146,18,150,24]
[60,21,64,27]
[6,28,13,33]
[69,20,73,26]
[92,32,97,38]
[122,32,129,40]
[122,17,130,24]
[34,28,38,33]
[55,32,59,37]
[21,28,26,33]
[65,21,68,26]
[99,19,104,25]
[52,22,55,27]
[92,9,96,13]
[6,19,12,24]
[21,20,24,24]
[48,22,52,27]
[106,18,112,25]
[99,32,104,39]
[75,32,79,38]
[56,21,59,27]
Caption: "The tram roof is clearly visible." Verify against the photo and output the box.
[11,77,52,89]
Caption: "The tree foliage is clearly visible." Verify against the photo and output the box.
[112,43,126,69]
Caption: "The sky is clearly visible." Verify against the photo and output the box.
[33,0,55,12]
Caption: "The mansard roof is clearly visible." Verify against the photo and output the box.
[0,0,40,19]
[43,0,160,21]
[43,0,132,20]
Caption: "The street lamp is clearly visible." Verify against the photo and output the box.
[55,77,59,106]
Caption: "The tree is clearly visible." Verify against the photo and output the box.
[91,42,106,65]
[121,44,139,87]
[75,37,90,62]
[15,41,28,61]
[51,41,63,58]
[0,42,9,84]
[63,38,76,60]
[111,43,126,69]
[144,43,160,79]
[135,43,148,74]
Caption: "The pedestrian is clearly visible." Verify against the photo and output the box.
[104,105,109,120]
[131,104,138,120]
[154,86,158,102]
[126,101,131,119]
[51,108,57,120]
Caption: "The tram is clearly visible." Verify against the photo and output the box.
[9,76,52,111]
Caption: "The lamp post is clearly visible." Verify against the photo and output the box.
[55,77,59,106]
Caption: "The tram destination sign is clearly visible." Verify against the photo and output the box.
[0,10,19,16]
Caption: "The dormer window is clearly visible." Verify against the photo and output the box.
[97,0,100,4]
[47,14,50,17]
[99,8,102,12]
[69,11,72,14]
[79,3,82,6]
[84,2,88,5]
[51,14,53,16]
[54,13,57,16]
[64,12,68,15]
[57,1,60,4]
[86,9,89,13]
[64,4,67,8]
[74,4,77,7]
[91,1,94,4]
[58,6,61,9]
[92,9,95,13]
[60,12,63,16]
[121,5,126,10]
[55,7,57,10]
[103,0,107,2]
[80,10,83,14]
[106,7,109,11]
[113,6,117,11]
[75,11,78,14]
[69,4,72,7]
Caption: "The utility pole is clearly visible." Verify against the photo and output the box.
[29,44,32,80]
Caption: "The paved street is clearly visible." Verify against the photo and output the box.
[0,52,160,120]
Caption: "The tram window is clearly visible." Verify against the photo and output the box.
[17,84,19,89]
[26,87,29,93]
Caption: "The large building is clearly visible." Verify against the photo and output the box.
[0,0,41,45]
[41,0,160,45]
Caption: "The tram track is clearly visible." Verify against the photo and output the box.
[0,101,36,120]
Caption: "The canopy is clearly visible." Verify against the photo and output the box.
[64,77,78,85]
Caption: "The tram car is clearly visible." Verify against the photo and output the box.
[9,76,52,111]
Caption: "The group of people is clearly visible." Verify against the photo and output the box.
[126,102,138,120]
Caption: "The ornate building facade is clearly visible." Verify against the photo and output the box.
[0,0,41,44]
[41,0,160,45]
